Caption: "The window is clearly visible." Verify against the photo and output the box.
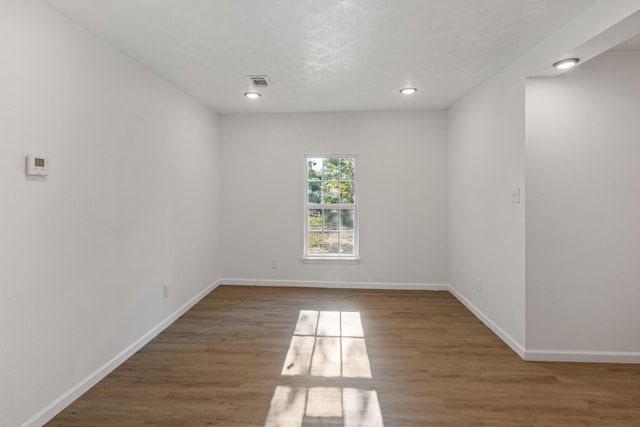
[304,155,358,260]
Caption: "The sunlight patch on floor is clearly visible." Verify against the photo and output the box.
[265,386,383,427]
[281,311,372,378]
[266,310,383,426]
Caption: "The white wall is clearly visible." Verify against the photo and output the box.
[447,1,640,357]
[2,1,639,425]
[447,73,527,351]
[219,111,448,286]
[525,51,640,358]
[0,1,221,425]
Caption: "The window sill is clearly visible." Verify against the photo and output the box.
[301,257,361,265]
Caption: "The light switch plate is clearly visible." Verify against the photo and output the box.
[511,187,521,204]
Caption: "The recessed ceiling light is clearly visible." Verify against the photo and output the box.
[400,87,418,95]
[553,58,580,70]
[244,92,261,99]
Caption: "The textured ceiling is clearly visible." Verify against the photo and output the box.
[44,0,597,113]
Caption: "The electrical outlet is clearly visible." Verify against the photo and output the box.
[271,257,278,269]
[163,283,170,298]
[476,278,483,293]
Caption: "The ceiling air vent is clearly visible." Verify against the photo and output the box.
[248,75,270,87]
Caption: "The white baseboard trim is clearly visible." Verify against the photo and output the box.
[218,278,449,291]
[525,349,640,364]
[26,278,640,426]
[222,280,639,364]
[447,286,526,359]
[23,280,221,427]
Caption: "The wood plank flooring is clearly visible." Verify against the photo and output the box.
[48,285,640,426]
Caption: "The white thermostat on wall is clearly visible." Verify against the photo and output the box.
[26,155,49,176]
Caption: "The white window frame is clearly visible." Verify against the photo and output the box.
[303,154,360,263]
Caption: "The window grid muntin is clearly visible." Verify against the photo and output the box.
[307,208,355,256]
[305,155,357,258]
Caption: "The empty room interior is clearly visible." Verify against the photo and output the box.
[2,0,640,426]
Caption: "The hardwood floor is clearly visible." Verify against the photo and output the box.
[48,285,640,426]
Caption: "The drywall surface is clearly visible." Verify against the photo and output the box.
[525,51,640,353]
[447,0,640,356]
[0,1,221,425]
[219,111,448,286]
[447,73,527,349]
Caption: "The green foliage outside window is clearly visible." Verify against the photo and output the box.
[307,157,355,204]
[306,156,356,257]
